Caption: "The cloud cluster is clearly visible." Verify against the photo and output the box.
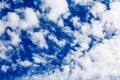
[0,0,120,80]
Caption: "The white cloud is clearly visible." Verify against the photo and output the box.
[58,18,64,27]
[7,29,21,46]
[0,2,9,10]
[42,0,69,22]
[63,1,120,79]
[0,42,8,59]
[20,8,39,30]
[1,0,120,80]
[32,54,46,64]
[20,60,32,67]
[6,12,20,29]
[0,12,20,36]
[48,34,66,47]
[84,36,120,76]
[0,20,6,35]
[74,0,93,5]
[90,1,120,31]
[24,8,39,26]
[1,65,9,73]
[71,16,81,28]
[0,8,39,31]
[90,2,106,18]
[26,1,120,79]
[90,19,104,38]
[29,30,48,49]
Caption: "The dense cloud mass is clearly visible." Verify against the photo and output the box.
[0,0,120,80]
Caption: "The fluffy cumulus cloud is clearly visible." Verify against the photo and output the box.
[41,0,69,22]
[0,0,120,80]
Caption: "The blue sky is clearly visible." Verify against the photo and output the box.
[0,0,120,80]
